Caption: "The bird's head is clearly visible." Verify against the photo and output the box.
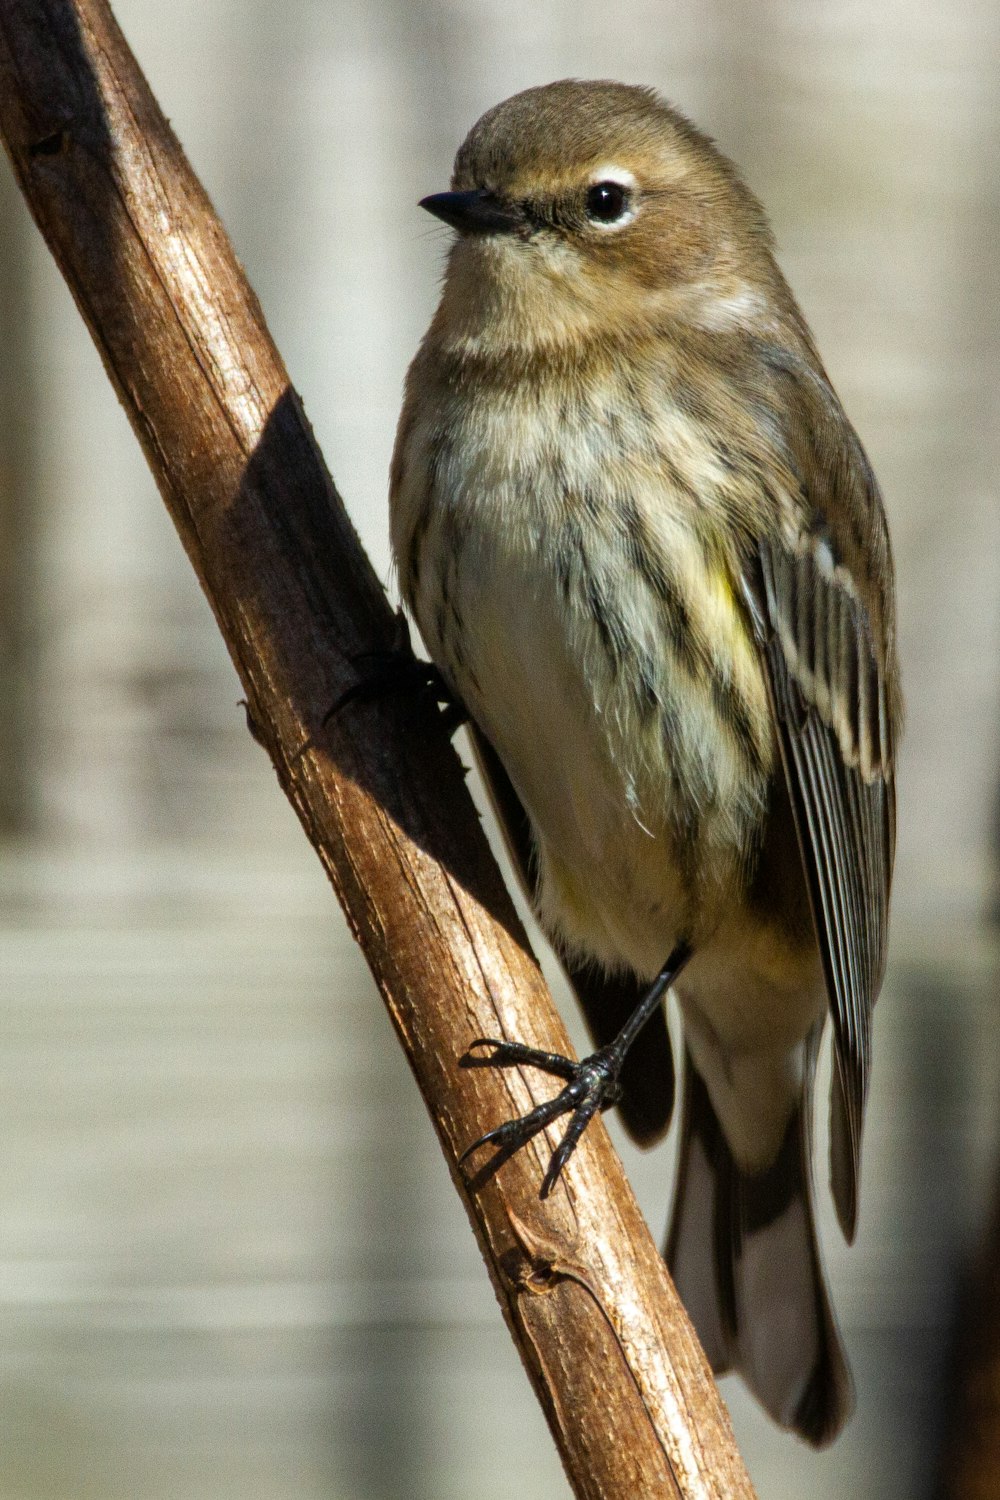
[421,80,782,356]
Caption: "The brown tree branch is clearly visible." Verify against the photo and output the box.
[0,3,757,1495]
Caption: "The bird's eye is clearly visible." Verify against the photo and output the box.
[585,180,632,225]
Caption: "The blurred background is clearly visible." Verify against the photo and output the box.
[2,1,999,1496]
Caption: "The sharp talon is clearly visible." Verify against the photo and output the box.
[540,1155,565,1200]
[458,1092,565,1166]
[540,1100,600,1197]
[458,1129,501,1167]
[460,1038,506,1069]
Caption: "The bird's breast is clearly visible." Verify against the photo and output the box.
[390,356,776,975]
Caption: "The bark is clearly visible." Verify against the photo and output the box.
[0,3,757,1495]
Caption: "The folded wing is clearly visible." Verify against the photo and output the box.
[742,530,896,1240]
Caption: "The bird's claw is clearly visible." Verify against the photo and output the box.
[463,1037,580,1082]
[321,612,467,734]
[331,653,453,719]
[459,1038,623,1197]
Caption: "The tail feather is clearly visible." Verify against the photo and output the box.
[666,1048,853,1447]
[830,1052,859,1243]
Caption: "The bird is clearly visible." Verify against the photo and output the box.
[388,79,900,1446]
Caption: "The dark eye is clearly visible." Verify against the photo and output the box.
[585,180,631,224]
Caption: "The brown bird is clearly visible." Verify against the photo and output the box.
[390,79,900,1445]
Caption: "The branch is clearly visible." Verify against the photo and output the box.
[0,3,756,1495]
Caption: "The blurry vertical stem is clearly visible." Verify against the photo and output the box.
[938,1176,1000,1499]
[0,151,36,830]
[0,3,757,1496]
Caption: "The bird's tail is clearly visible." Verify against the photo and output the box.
[665,1047,853,1447]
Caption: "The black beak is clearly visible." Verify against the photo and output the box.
[419,189,523,235]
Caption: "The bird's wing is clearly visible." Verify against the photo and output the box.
[741,526,896,1241]
[468,724,675,1145]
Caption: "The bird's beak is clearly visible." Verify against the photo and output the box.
[418,189,523,235]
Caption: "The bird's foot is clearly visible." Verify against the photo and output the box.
[324,611,467,736]
[459,1038,624,1197]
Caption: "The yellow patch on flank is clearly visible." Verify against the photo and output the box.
[705,561,762,683]
[707,562,739,626]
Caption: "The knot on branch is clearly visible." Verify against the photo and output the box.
[499,1244,562,1294]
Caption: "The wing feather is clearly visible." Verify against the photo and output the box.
[743,535,895,1240]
